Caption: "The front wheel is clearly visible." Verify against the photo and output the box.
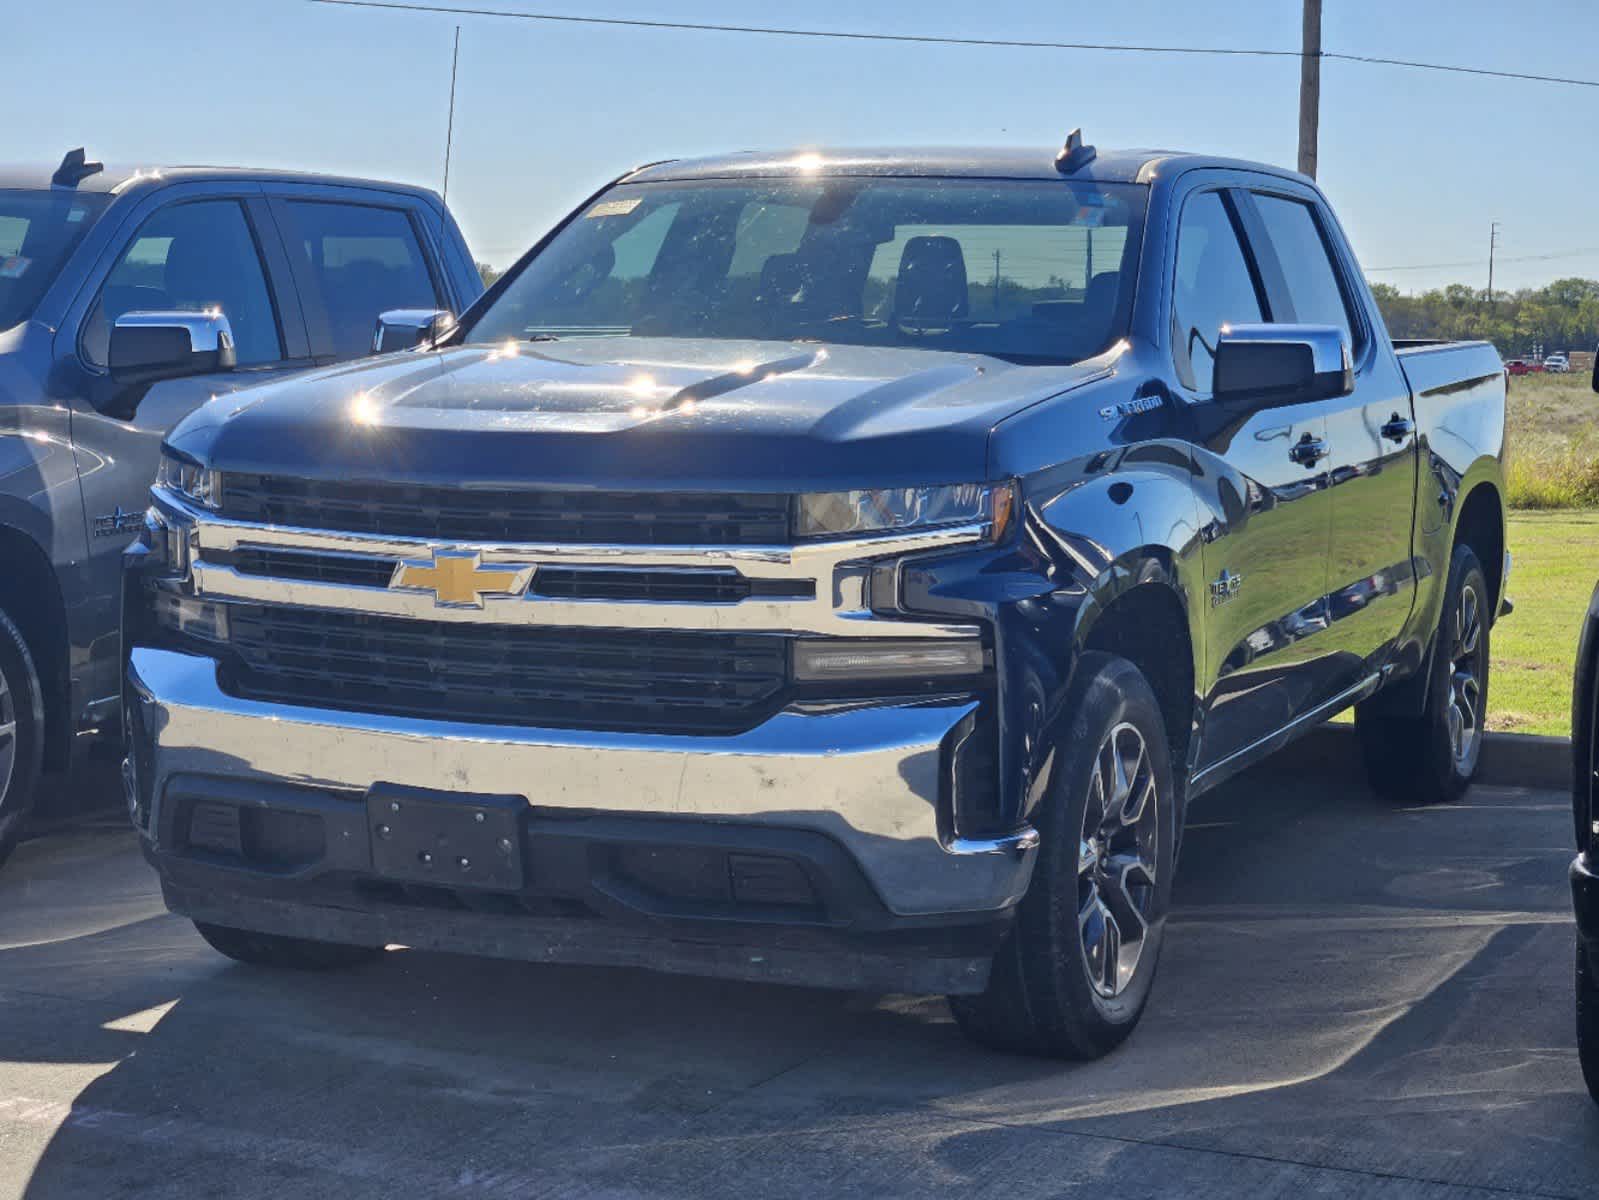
[1356,544,1490,804]
[1578,942,1599,1105]
[0,607,45,871]
[194,921,382,970]
[951,653,1177,1059]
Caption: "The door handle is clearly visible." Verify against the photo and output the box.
[1381,413,1415,443]
[1289,433,1330,467]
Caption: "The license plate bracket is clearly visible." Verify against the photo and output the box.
[367,785,525,891]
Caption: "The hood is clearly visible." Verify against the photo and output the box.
[168,337,1108,491]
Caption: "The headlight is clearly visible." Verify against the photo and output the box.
[143,508,192,576]
[156,451,221,509]
[793,481,1016,541]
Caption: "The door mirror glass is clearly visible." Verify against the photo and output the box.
[1213,323,1352,408]
[373,308,454,355]
[109,310,237,387]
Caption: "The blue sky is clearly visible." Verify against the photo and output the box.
[15,0,1598,293]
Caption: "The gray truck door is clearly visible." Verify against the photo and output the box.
[65,189,312,698]
[1175,187,1335,771]
[1241,188,1418,699]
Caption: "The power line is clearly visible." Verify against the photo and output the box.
[1330,51,1599,90]
[1367,247,1599,273]
[307,0,1599,90]
[307,0,1300,58]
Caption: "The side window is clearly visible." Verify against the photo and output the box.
[1172,191,1264,393]
[1251,194,1358,351]
[287,201,440,358]
[84,200,281,366]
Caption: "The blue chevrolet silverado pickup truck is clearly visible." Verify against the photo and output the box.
[123,138,1507,1057]
[0,150,480,864]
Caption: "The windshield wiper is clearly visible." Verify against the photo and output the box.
[522,333,562,343]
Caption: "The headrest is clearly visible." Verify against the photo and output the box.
[162,235,221,306]
[757,253,806,303]
[894,235,969,323]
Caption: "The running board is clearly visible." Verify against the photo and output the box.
[1188,672,1385,800]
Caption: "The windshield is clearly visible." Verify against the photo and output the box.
[0,189,111,330]
[467,177,1147,364]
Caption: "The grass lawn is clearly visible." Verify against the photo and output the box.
[1491,509,1597,735]
[1505,373,1599,508]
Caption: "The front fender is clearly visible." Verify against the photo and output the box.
[902,449,1204,832]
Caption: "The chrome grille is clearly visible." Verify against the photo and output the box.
[227,549,815,605]
[223,606,791,734]
[220,475,793,546]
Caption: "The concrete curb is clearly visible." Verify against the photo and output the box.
[1286,724,1571,792]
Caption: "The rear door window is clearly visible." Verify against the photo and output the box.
[287,201,440,358]
[1250,193,1359,352]
[83,199,281,366]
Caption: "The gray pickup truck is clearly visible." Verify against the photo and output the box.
[124,139,1507,1057]
[0,151,480,863]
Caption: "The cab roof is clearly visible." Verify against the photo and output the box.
[623,145,1312,188]
[0,161,442,205]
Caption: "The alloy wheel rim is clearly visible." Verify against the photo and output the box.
[1447,581,1485,774]
[1078,721,1160,999]
[0,664,15,808]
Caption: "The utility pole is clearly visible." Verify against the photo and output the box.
[442,25,461,204]
[993,249,1002,305]
[1488,221,1500,302]
[1298,0,1321,178]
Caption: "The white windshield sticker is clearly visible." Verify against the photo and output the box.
[585,197,642,219]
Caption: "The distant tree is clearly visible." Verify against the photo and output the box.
[1366,275,1599,357]
[477,262,502,288]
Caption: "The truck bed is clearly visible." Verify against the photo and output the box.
[1394,339,1506,398]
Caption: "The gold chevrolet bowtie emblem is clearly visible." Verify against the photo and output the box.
[390,551,535,609]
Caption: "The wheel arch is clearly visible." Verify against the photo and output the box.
[1073,554,1199,791]
[0,524,72,773]
[1452,482,1506,619]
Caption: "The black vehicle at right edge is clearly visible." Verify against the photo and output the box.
[123,137,1508,1058]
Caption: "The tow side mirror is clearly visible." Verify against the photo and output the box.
[1213,324,1353,408]
[373,308,455,355]
[105,310,237,418]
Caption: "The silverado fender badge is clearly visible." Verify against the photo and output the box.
[1098,394,1164,421]
[92,505,144,538]
[390,550,537,609]
[1209,568,1244,607]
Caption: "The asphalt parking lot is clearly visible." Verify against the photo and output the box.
[1,741,1594,1199]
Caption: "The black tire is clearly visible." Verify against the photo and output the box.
[1578,942,1599,1106]
[950,653,1177,1059]
[194,921,382,970]
[1356,543,1490,805]
[0,608,45,871]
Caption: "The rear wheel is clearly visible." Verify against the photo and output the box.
[950,654,1176,1059]
[194,921,382,970]
[0,608,44,870]
[1356,544,1489,804]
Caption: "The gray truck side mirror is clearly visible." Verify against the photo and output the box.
[1213,324,1353,408]
[109,310,237,389]
[373,308,455,355]
[1591,343,1598,394]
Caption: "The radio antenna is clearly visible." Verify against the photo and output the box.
[442,25,460,204]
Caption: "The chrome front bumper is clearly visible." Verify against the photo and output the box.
[127,647,1037,916]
